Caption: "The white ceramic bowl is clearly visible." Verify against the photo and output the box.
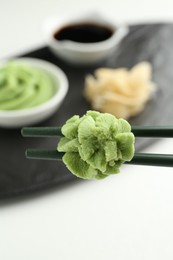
[43,11,129,65]
[0,58,68,128]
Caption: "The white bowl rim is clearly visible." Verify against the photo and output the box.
[50,26,129,52]
[43,11,129,52]
[0,57,69,118]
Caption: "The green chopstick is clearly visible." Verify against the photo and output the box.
[22,126,173,138]
[132,125,173,138]
[26,149,64,161]
[126,153,173,167]
[26,149,173,167]
[21,126,63,137]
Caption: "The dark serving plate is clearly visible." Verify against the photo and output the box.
[1,23,173,198]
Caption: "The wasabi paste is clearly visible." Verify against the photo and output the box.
[0,61,55,110]
[58,111,135,179]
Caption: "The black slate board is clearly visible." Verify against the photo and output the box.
[1,23,173,198]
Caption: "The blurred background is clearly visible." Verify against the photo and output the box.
[1,0,173,260]
[1,0,173,58]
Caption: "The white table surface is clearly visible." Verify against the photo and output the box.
[1,1,173,259]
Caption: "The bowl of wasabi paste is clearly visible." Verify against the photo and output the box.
[0,58,68,128]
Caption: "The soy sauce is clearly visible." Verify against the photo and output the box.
[53,23,114,43]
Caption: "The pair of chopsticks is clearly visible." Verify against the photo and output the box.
[21,126,173,167]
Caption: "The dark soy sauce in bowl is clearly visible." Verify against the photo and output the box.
[53,23,114,43]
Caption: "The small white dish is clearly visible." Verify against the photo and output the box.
[0,58,68,128]
[43,11,129,65]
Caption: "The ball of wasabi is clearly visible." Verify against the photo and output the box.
[58,110,135,179]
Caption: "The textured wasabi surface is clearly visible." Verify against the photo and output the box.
[0,61,55,110]
[58,111,135,179]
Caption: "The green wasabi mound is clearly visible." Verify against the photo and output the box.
[58,111,135,180]
[0,61,55,110]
